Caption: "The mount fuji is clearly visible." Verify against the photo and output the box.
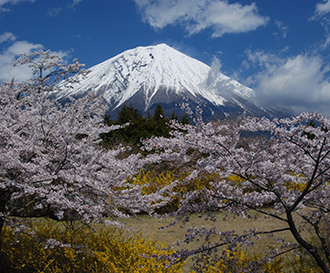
[52,44,284,119]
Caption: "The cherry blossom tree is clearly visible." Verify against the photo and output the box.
[0,50,164,269]
[143,110,330,272]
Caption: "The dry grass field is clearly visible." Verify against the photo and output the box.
[119,211,308,272]
[4,211,324,272]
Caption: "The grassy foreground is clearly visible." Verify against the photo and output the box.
[118,211,315,272]
[2,211,322,272]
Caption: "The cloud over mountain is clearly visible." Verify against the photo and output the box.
[243,49,330,115]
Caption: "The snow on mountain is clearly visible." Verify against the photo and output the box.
[52,44,281,119]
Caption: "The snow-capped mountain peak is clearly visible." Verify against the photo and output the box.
[53,44,277,118]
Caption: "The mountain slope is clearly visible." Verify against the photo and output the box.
[52,44,281,119]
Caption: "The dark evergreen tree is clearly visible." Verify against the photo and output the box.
[101,104,147,147]
[101,104,186,148]
[169,111,178,120]
[180,114,190,125]
[117,103,142,124]
[153,104,166,121]
[104,114,114,126]
[150,104,170,137]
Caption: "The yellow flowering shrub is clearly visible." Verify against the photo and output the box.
[284,255,323,273]
[190,246,285,273]
[1,219,184,273]
[128,171,246,213]
[285,181,307,192]
[129,170,177,195]
[190,245,325,273]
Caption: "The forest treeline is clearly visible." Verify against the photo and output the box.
[101,103,190,147]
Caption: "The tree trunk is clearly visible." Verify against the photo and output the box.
[0,189,11,273]
[287,211,330,273]
[0,218,4,273]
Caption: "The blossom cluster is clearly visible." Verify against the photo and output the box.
[0,50,164,228]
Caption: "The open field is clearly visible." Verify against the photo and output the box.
[3,210,322,272]
[118,211,305,272]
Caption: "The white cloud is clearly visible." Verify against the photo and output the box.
[311,1,330,50]
[0,34,43,81]
[206,57,222,86]
[70,0,82,7]
[72,0,82,4]
[47,1,82,17]
[274,20,288,38]
[0,0,30,5]
[0,0,34,11]
[134,0,269,37]
[48,7,61,17]
[0,32,16,43]
[315,0,330,16]
[245,50,330,115]
[0,33,74,82]
[321,33,330,49]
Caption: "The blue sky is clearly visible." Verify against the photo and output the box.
[1,0,330,115]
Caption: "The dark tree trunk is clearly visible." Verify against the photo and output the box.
[0,189,12,273]
[0,218,4,273]
[287,211,330,273]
